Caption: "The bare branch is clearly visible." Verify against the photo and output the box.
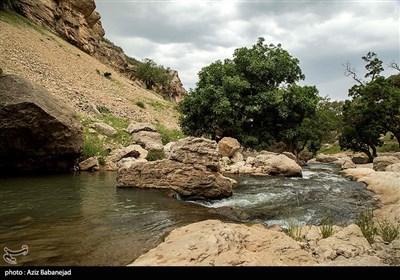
[342,61,364,85]
[389,61,400,72]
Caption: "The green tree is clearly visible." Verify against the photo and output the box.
[134,58,171,90]
[180,37,320,153]
[340,53,400,160]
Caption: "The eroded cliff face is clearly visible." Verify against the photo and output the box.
[16,0,186,102]
[17,0,104,54]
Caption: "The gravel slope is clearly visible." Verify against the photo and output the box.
[0,15,180,129]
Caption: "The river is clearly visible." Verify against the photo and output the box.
[0,163,376,266]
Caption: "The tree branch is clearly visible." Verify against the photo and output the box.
[343,61,364,85]
[389,61,400,72]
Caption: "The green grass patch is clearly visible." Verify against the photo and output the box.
[154,123,185,145]
[377,219,400,244]
[284,219,303,241]
[135,101,146,109]
[97,113,131,146]
[357,208,377,244]
[318,145,342,155]
[147,99,172,112]
[82,130,108,160]
[377,140,400,153]
[320,217,334,239]
[146,150,166,161]
[0,11,48,35]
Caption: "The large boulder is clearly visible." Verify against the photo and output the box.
[373,156,400,171]
[253,154,302,177]
[316,154,339,163]
[125,122,156,134]
[386,163,400,173]
[117,137,234,200]
[218,137,241,158]
[130,220,316,266]
[169,137,220,171]
[0,75,83,173]
[117,160,233,200]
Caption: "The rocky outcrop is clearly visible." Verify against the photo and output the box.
[222,153,302,177]
[103,145,148,171]
[373,156,400,171]
[117,137,235,200]
[218,137,241,158]
[316,154,339,163]
[157,70,187,102]
[17,0,104,55]
[0,74,83,174]
[130,219,390,266]
[130,220,316,266]
[125,122,156,134]
[386,163,400,173]
[169,137,220,171]
[343,168,400,223]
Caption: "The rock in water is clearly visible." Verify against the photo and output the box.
[117,160,233,200]
[117,137,235,200]
[0,74,83,174]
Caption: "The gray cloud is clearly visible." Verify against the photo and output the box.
[96,0,400,100]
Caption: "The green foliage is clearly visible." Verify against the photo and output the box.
[155,123,185,145]
[82,133,108,160]
[135,101,145,108]
[134,58,171,90]
[356,209,377,244]
[146,150,166,161]
[284,219,303,241]
[179,37,320,154]
[320,217,334,239]
[0,10,48,35]
[147,99,170,111]
[96,105,111,114]
[103,72,112,78]
[341,52,400,160]
[319,145,341,155]
[377,219,400,244]
[96,69,101,75]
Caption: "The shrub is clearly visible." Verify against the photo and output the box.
[320,217,334,239]
[136,101,145,108]
[356,208,377,244]
[82,137,108,160]
[96,105,111,114]
[155,123,185,145]
[146,150,166,161]
[377,219,400,244]
[284,219,303,241]
[103,72,112,78]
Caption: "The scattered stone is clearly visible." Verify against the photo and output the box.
[78,157,99,171]
[316,154,339,163]
[132,131,163,151]
[386,163,400,173]
[218,137,241,158]
[351,154,370,164]
[231,151,244,163]
[341,159,356,170]
[373,156,400,171]
[126,122,156,134]
[92,122,117,136]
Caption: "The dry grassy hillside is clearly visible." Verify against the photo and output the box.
[0,12,180,131]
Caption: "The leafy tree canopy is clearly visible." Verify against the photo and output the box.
[179,37,321,155]
[133,58,171,90]
[340,53,400,160]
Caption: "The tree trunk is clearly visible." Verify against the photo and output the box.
[363,149,374,163]
[371,145,377,158]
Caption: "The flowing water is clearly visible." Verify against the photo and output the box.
[0,164,376,266]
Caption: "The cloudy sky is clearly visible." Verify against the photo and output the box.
[96,0,399,100]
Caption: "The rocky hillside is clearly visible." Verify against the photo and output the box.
[11,0,186,102]
[0,12,180,130]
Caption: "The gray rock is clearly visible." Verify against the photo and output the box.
[126,122,156,134]
[92,122,117,136]
[132,131,163,151]
[79,157,99,171]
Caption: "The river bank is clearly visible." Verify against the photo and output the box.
[130,164,400,266]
